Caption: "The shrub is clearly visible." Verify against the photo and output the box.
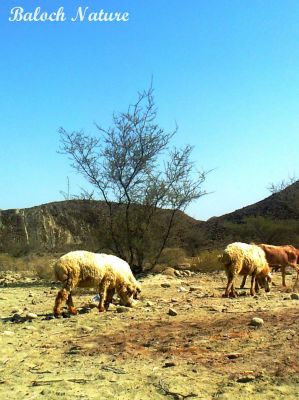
[189,249,223,273]
[158,247,186,267]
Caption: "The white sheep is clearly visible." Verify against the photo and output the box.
[219,242,272,297]
[53,251,141,317]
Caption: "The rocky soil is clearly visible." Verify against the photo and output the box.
[0,270,298,399]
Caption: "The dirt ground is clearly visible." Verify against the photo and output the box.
[0,270,298,400]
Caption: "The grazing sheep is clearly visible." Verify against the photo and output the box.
[53,251,141,317]
[219,242,272,297]
[240,244,299,288]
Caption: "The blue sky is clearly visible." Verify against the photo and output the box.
[1,0,299,220]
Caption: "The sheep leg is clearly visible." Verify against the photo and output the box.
[104,288,115,311]
[54,288,69,317]
[240,275,247,289]
[250,275,256,296]
[98,279,110,312]
[255,279,260,293]
[66,292,77,315]
[230,282,238,297]
[223,272,236,297]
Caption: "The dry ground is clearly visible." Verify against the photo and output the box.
[0,270,298,400]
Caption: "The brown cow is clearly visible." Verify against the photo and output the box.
[240,244,299,288]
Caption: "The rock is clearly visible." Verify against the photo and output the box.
[177,286,188,292]
[171,298,179,302]
[227,353,241,359]
[237,375,256,383]
[168,308,177,316]
[145,301,153,307]
[80,326,94,333]
[250,317,264,327]
[78,307,91,314]
[290,293,299,300]
[163,361,176,368]
[116,306,131,313]
[26,313,38,320]
[11,313,24,323]
[3,331,14,336]
[162,268,176,277]
[161,283,171,288]
[189,286,201,292]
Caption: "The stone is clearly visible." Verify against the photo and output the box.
[162,268,176,277]
[80,326,94,333]
[227,353,241,359]
[145,301,153,307]
[26,313,38,320]
[3,331,14,336]
[161,283,171,288]
[116,306,131,313]
[290,293,299,300]
[163,361,176,368]
[168,308,177,316]
[189,286,201,292]
[250,317,264,327]
[237,375,256,383]
[177,286,188,292]
[11,313,24,322]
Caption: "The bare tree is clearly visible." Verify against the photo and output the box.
[267,175,298,194]
[59,86,208,270]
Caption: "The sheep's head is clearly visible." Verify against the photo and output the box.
[126,282,141,300]
[257,270,272,292]
[118,281,141,307]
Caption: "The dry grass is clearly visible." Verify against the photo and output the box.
[0,252,57,279]
[186,249,223,273]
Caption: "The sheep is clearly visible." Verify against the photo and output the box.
[219,242,272,297]
[53,251,141,317]
[240,244,299,288]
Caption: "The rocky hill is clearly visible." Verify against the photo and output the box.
[0,200,198,256]
[1,181,299,256]
[198,180,299,247]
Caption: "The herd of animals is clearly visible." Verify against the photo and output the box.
[52,243,299,317]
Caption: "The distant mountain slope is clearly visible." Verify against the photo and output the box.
[1,181,299,256]
[199,181,299,246]
[209,180,299,223]
[0,200,198,255]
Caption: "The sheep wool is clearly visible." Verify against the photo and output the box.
[220,242,271,297]
[53,251,141,317]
